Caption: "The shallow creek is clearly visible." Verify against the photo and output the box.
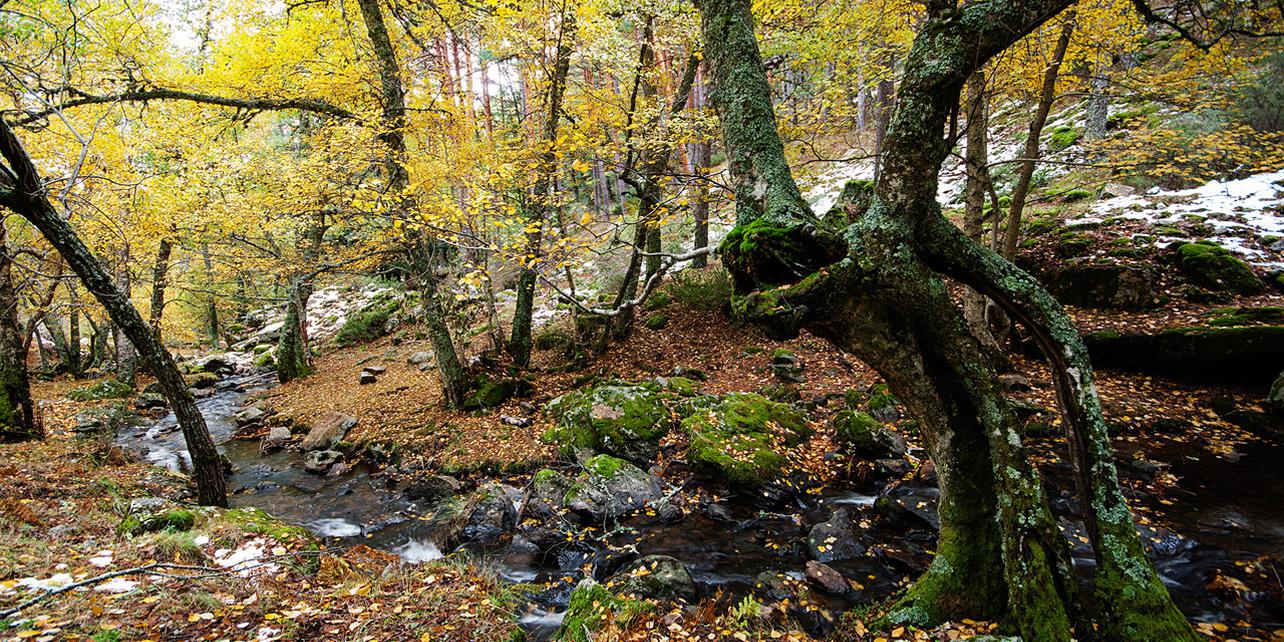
[116,372,1283,637]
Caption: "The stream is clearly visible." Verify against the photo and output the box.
[116,371,1284,638]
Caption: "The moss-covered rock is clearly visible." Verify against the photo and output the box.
[680,392,811,488]
[67,378,134,401]
[184,372,219,389]
[462,375,533,411]
[563,454,662,522]
[1085,325,1284,384]
[834,410,906,460]
[555,580,653,642]
[124,509,195,536]
[607,555,696,601]
[1175,242,1264,293]
[643,313,669,330]
[333,294,401,347]
[1044,261,1158,309]
[544,382,672,462]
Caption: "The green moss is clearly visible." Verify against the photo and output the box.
[834,410,901,458]
[583,453,627,478]
[462,375,533,411]
[1062,189,1094,202]
[253,351,275,368]
[1025,217,1060,236]
[1206,305,1284,326]
[334,294,401,348]
[184,372,219,389]
[555,581,653,642]
[125,509,195,535]
[544,382,672,462]
[1175,242,1263,293]
[661,376,699,397]
[217,507,315,544]
[1047,125,1079,151]
[719,219,844,291]
[680,392,810,487]
[643,313,669,330]
[67,378,133,401]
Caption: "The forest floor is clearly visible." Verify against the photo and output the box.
[2,273,1283,641]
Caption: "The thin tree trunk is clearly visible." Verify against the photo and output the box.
[872,72,895,183]
[510,7,575,368]
[149,237,172,337]
[200,243,220,349]
[961,72,1006,365]
[66,284,81,377]
[0,121,226,506]
[114,247,137,387]
[0,218,36,441]
[1001,20,1074,260]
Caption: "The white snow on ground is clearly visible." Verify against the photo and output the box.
[88,550,113,567]
[213,538,279,577]
[93,578,139,593]
[1069,169,1284,267]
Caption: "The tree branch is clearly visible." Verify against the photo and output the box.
[5,87,356,127]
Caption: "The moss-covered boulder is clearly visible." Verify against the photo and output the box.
[555,580,654,642]
[1044,261,1158,309]
[681,392,811,488]
[1085,325,1284,384]
[1175,242,1264,293]
[1268,371,1284,414]
[834,410,906,460]
[123,509,196,536]
[462,375,533,411]
[67,378,133,401]
[333,294,401,347]
[184,372,219,389]
[563,454,662,522]
[544,382,672,462]
[607,555,696,601]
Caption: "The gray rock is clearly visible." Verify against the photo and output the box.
[1100,182,1136,199]
[407,351,433,365]
[461,482,518,543]
[609,555,696,601]
[326,462,350,478]
[808,508,867,562]
[805,560,848,594]
[261,426,292,453]
[564,455,662,522]
[304,449,343,474]
[527,469,573,519]
[363,365,387,375]
[129,497,168,512]
[404,474,461,503]
[1269,371,1284,413]
[359,371,378,385]
[300,411,357,451]
[235,406,267,427]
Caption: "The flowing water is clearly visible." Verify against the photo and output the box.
[117,372,1284,637]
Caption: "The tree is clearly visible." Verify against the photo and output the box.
[0,120,227,507]
[694,0,1196,639]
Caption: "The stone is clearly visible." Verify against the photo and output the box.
[833,411,906,460]
[500,415,533,427]
[403,474,461,503]
[304,450,343,474]
[235,406,267,427]
[608,555,696,601]
[460,482,518,543]
[680,392,812,488]
[769,348,806,383]
[544,382,672,462]
[705,503,735,523]
[999,373,1032,392]
[1045,261,1157,309]
[462,375,533,411]
[359,371,378,385]
[407,351,433,365]
[1084,325,1284,385]
[808,508,867,562]
[261,426,292,453]
[1100,182,1136,198]
[363,365,387,375]
[300,412,358,451]
[1175,242,1263,294]
[326,462,350,478]
[805,560,848,594]
[1268,371,1284,413]
[564,455,663,522]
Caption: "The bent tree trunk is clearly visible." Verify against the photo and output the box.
[0,218,36,441]
[694,1,1195,640]
[0,121,227,507]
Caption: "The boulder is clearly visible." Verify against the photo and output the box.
[1045,261,1158,309]
[184,372,219,389]
[805,560,848,594]
[260,426,292,453]
[1084,325,1284,385]
[564,454,662,522]
[462,375,532,410]
[544,382,672,462]
[608,555,696,601]
[235,406,267,427]
[556,580,653,642]
[300,411,358,451]
[403,474,460,503]
[1100,182,1136,198]
[1175,242,1263,294]
[1269,371,1284,413]
[833,411,906,460]
[358,371,378,385]
[527,468,574,519]
[681,393,812,488]
[460,482,518,544]
[808,508,867,562]
[363,365,387,375]
[770,348,806,383]
[303,449,343,474]
[407,351,433,365]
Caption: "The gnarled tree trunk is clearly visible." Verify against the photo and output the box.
[695,1,1196,640]
[0,218,35,441]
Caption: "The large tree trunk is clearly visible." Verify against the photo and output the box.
[509,6,575,368]
[0,218,36,441]
[0,121,227,507]
[695,1,1195,640]
[115,247,138,386]
[275,276,313,384]
[66,284,81,377]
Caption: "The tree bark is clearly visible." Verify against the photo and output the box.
[695,1,1195,639]
[1001,20,1074,260]
[149,237,173,337]
[0,217,36,441]
[0,121,226,507]
[275,275,313,384]
[114,247,138,387]
[509,6,575,368]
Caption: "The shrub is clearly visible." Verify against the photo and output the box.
[659,267,732,310]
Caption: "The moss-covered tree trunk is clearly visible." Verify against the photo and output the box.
[0,121,227,507]
[695,0,1197,640]
[0,218,36,441]
[149,237,172,337]
[275,276,313,384]
[510,7,575,368]
[66,284,81,377]
[355,0,470,408]
[115,248,138,387]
